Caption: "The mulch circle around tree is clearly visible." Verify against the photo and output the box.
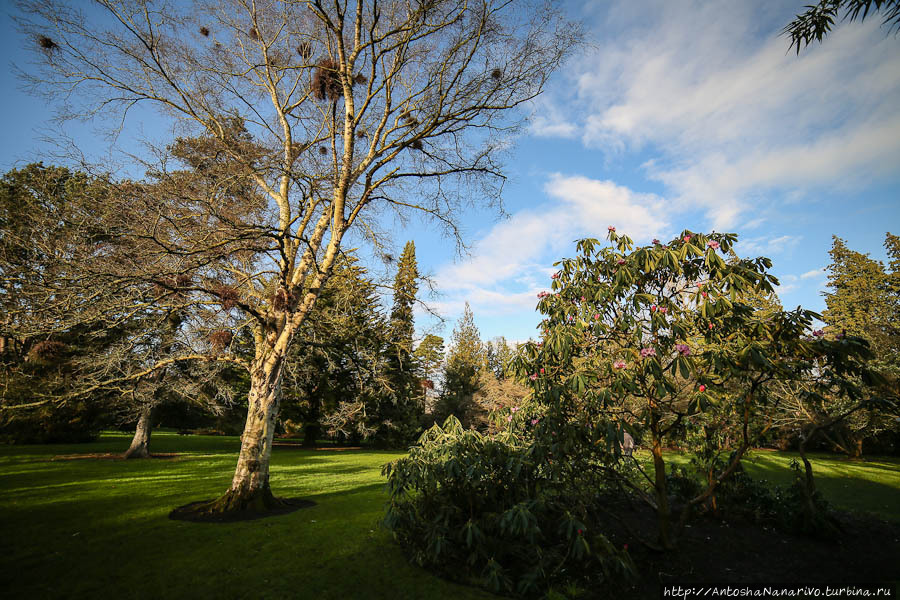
[51,453,181,461]
[168,497,316,524]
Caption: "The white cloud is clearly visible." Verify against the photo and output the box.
[739,234,801,256]
[800,268,826,280]
[551,1,900,228]
[432,174,669,319]
[775,267,827,300]
[529,96,578,138]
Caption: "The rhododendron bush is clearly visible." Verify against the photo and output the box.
[513,229,873,549]
[384,230,873,594]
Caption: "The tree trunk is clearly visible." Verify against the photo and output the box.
[201,354,286,514]
[650,412,675,550]
[124,404,153,459]
[851,436,863,459]
[303,395,321,448]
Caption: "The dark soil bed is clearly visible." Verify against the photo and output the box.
[168,497,316,523]
[602,506,900,599]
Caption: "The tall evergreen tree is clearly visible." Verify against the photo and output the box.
[280,255,390,446]
[414,333,445,415]
[436,303,485,428]
[817,234,900,455]
[375,241,422,446]
[823,237,889,341]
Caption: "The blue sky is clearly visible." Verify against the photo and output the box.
[3,1,899,346]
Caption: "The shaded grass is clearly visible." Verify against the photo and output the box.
[0,432,495,600]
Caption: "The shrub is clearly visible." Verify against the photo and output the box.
[383,416,635,597]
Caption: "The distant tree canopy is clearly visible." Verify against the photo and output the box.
[0,163,239,445]
[823,234,900,379]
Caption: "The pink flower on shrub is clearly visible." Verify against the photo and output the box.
[675,344,690,356]
[529,373,538,381]
[708,240,720,249]
[580,296,585,302]
[594,313,601,320]
[813,329,824,337]
[537,291,549,299]
[551,272,560,280]
[652,239,660,245]
[511,407,519,413]
[708,323,714,330]
[699,384,707,392]
[577,529,584,536]
[659,307,667,314]
[702,291,708,298]
[650,305,657,312]
[507,415,513,422]
[640,348,656,358]
[684,235,692,242]
[531,418,540,425]
[608,226,616,232]
[540,368,545,374]
[617,258,626,265]
[613,360,627,369]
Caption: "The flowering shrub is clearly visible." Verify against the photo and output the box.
[384,228,874,593]
[513,229,873,549]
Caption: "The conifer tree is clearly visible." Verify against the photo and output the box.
[280,254,390,447]
[437,303,485,428]
[814,234,900,456]
[376,241,422,446]
[414,333,445,414]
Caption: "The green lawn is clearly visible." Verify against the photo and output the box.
[657,449,900,522]
[0,432,495,600]
[741,450,900,522]
[1,435,898,599]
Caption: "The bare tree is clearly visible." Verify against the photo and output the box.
[14,0,580,514]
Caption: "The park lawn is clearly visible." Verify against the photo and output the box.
[741,450,900,522]
[0,432,496,600]
[2,436,899,600]
[649,449,900,522]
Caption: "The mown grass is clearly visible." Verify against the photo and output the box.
[741,450,900,521]
[0,432,495,600]
[654,449,900,522]
[1,435,898,599]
